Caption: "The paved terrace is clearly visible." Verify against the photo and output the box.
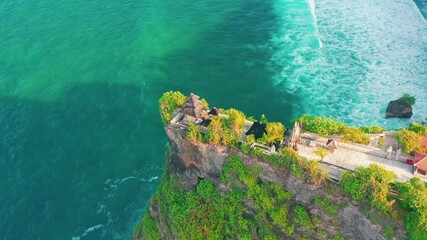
[171,110,426,183]
[298,132,418,182]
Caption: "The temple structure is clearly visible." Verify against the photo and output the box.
[326,139,338,153]
[180,93,204,118]
[414,151,427,175]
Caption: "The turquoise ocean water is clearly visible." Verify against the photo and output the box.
[0,0,426,239]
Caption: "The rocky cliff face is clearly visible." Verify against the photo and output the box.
[134,124,405,240]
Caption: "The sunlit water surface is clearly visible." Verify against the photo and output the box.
[0,0,425,239]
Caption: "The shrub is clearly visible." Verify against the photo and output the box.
[341,127,371,145]
[159,91,186,122]
[263,148,297,168]
[299,159,329,185]
[187,122,202,142]
[397,129,423,154]
[253,147,265,157]
[260,114,268,124]
[201,98,209,110]
[222,157,295,237]
[262,122,285,144]
[407,123,427,136]
[297,115,371,144]
[298,115,346,136]
[204,117,236,146]
[225,108,246,138]
[221,156,246,183]
[313,147,328,161]
[398,93,416,105]
[280,148,299,161]
[406,212,427,240]
[264,148,328,184]
[340,171,364,200]
[156,175,253,239]
[204,109,246,147]
[241,134,255,154]
[341,164,397,213]
[204,117,223,145]
[360,125,383,134]
[396,178,427,239]
[264,153,288,167]
[134,213,161,240]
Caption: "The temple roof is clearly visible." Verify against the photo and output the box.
[208,107,220,116]
[326,139,338,149]
[246,122,267,139]
[180,93,203,118]
[414,151,427,172]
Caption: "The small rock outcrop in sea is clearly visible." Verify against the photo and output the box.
[386,99,413,118]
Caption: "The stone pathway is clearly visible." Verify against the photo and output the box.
[298,133,416,182]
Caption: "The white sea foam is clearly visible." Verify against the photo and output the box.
[105,176,159,188]
[307,0,323,48]
[71,224,103,240]
[104,175,159,199]
[270,0,427,129]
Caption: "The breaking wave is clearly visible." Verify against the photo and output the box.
[270,0,427,129]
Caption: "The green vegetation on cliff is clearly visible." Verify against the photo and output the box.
[137,92,427,240]
[257,121,285,145]
[341,164,397,214]
[342,165,427,239]
[187,122,202,142]
[133,213,161,240]
[159,91,186,122]
[396,178,427,240]
[134,152,419,239]
[159,92,287,149]
[397,123,427,154]
[135,156,337,239]
[262,148,329,185]
[297,115,382,145]
[203,108,247,146]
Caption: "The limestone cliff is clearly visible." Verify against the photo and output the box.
[133,123,406,240]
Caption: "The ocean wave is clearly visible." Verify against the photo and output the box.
[270,0,427,129]
[269,0,325,116]
[414,0,427,19]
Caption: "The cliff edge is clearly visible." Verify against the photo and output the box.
[132,123,405,240]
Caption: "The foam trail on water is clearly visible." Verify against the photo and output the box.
[269,0,325,116]
[72,224,103,240]
[307,0,323,48]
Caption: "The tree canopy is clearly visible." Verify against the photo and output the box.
[397,128,425,154]
[341,164,397,213]
[159,91,186,122]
